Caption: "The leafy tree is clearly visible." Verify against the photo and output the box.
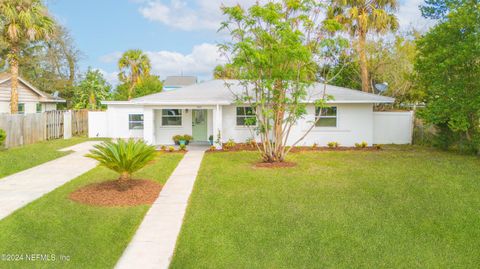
[86,139,156,181]
[328,0,399,92]
[415,2,480,153]
[17,26,81,105]
[221,0,345,163]
[118,49,151,100]
[213,64,238,79]
[113,74,163,100]
[73,69,111,110]
[0,0,56,113]
[421,0,465,19]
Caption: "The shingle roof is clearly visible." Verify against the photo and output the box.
[163,76,198,88]
[124,80,394,105]
[0,72,66,103]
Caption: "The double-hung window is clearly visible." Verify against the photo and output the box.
[129,114,144,130]
[236,107,256,126]
[315,107,337,127]
[162,109,182,126]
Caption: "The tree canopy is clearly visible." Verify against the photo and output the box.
[73,68,111,110]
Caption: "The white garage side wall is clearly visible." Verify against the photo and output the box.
[106,105,144,139]
[222,103,374,147]
[88,111,108,138]
[373,111,413,144]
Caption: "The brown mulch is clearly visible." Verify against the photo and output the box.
[254,161,297,169]
[69,179,162,207]
[207,143,381,153]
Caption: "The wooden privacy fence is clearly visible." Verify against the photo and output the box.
[0,109,89,148]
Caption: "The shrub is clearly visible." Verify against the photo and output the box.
[225,139,236,149]
[86,139,156,181]
[355,141,368,148]
[183,134,193,142]
[327,141,339,148]
[160,145,167,151]
[246,137,256,147]
[312,143,318,149]
[172,135,183,144]
[209,145,216,151]
[0,129,6,146]
[375,144,384,150]
[179,144,187,151]
[168,146,175,152]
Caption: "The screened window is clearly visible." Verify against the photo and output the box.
[129,114,144,130]
[36,103,42,113]
[315,107,337,127]
[18,103,25,114]
[236,107,256,126]
[162,109,182,126]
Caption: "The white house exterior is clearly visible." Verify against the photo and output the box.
[92,80,412,147]
[0,73,65,114]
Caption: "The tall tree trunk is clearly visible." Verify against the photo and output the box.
[357,31,370,92]
[9,46,20,114]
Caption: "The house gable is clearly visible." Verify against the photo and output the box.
[0,79,42,103]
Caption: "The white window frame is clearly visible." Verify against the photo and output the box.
[236,106,257,127]
[315,106,338,128]
[161,109,183,127]
[129,114,144,130]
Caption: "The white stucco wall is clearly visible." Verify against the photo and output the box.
[373,111,413,144]
[106,105,144,139]
[222,103,374,147]
[88,111,108,138]
[96,103,411,147]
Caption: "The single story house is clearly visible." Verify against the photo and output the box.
[163,76,198,91]
[92,80,413,147]
[0,73,65,114]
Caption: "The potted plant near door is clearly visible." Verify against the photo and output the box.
[172,134,193,145]
[209,135,214,145]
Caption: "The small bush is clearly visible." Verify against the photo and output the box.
[355,141,368,148]
[183,134,193,142]
[225,139,236,149]
[0,129,6,146]
[160,145,167,151]
[375,144,384,150]
[312,143,318,149]
[327,141,339,148]
[246,137,256,147]
[172,135,183,143]
[209,145,216,151]
[179,144,187,151]
[168,146,175,152]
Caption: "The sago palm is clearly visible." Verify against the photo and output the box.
[86,139,157,181]
[118,49,151,100]
[0,0,56,113]
[328,0,399,92]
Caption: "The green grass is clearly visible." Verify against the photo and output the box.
[0,152,184,269]
[171,147,480,268]
[0,137,101,179]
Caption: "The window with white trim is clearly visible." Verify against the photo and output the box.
[236,107,256,126]
[315,107,337,127]
[162,109,182,126]
[18,103,25,114]
[129,114,144,130]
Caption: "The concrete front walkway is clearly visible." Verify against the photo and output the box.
[116,148,206,269]
[0,141,100,220]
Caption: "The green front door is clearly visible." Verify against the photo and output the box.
[192,109,208,141]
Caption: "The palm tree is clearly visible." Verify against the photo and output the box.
[118,49,151,100]
[0,0,55,113]
[329,0,399,92]
[86,139,157,181]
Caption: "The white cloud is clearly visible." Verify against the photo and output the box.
[138,0,257,31]
[99,51,123,64]
[146,42,226,79]
[397,0,435,31]
[98,43,226,84]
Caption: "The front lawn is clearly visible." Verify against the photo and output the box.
[0,152,183,269]
[0,137,99,179]
[171,147,480,268]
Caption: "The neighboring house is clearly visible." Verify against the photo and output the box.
[162,76,197,91]
[92,80,413,146]
[0,73,65,114]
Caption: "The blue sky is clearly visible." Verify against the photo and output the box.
[46,0,429,85]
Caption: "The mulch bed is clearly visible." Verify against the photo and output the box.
[69,179,162,207]
[254,161,297,169]
[207,143,381,153]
